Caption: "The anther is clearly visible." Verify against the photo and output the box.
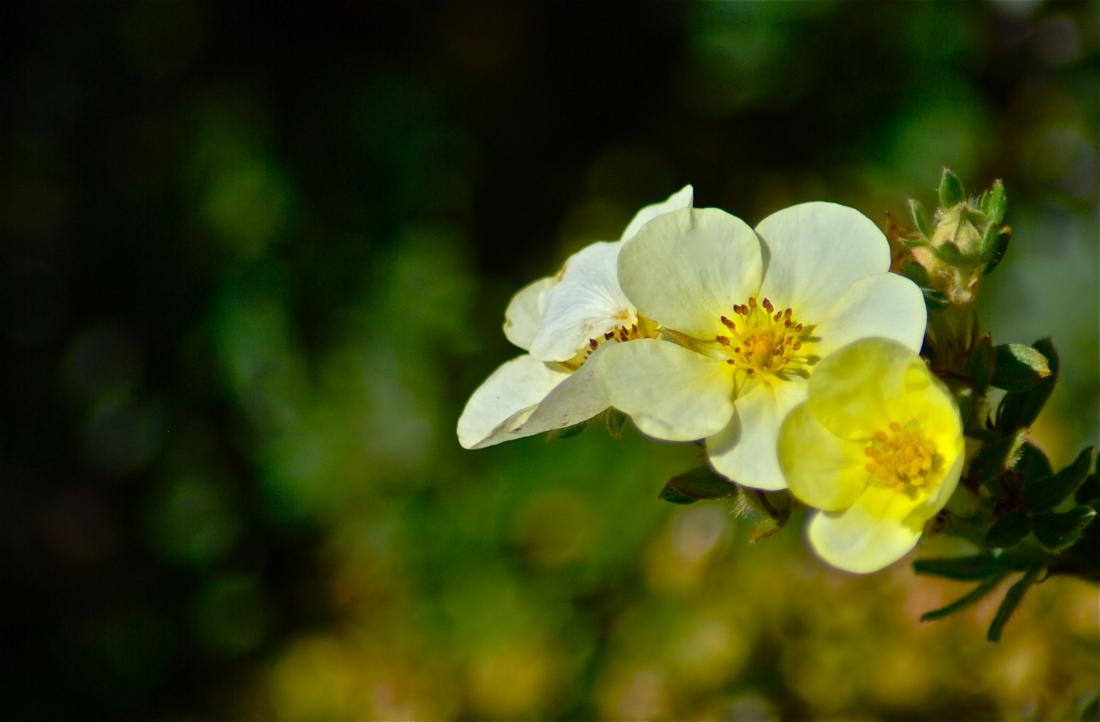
[762,298,773,313]
[716,335,731,345]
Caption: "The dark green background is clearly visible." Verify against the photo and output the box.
[2,1,1097,719]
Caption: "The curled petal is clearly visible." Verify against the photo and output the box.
[504,277,554,351]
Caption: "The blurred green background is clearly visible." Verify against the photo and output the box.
[2,1,1097,720]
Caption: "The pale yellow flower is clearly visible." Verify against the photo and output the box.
[778,338,964,573]
[596,202,927,489]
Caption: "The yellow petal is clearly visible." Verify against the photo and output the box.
[805,338,925,440]
[778,403,868,510]
[806,498,923,574]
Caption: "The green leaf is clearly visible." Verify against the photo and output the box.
[1022,446,1093,513]
[920,573,1007,622]
[1075,474,1099,506]
[922,286,951,310]
[933,241,964,265]
[992,343,1051,392]
[545,419,590,441]
[901,260,930,287]
[1080,693,1099,722]
[909,198,933,237]
[748,515,784,543]
[987,566,1041,642]
[1033,507,1097,552]
[604,408,628,439]
[938,167,965,207]
[981,179,1007,225]
[985,510,1032,548]
[1013,442,1054,479]
[659,466,737,505]
[997,338,1058,430]
[968,335,994,393]
[967,430,1025,487]
[913,552,1014,580]
[982,228,1011,275]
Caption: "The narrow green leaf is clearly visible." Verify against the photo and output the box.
[748,515,784,543]
[913,552,1011,580]
[997,338,1058,430]
[901,260,930,287]
[546,419,590,441]
[967,431,1025,487]
[985,510,1032,549]
[921,573,1007,622]
[1022,446,1093,513]
[660,466,737,504]
[979,222,1000,255]
[1033,507,1097,552]
[983,228,1011,275]
[938,167,965,207]
[658,485,698,505]
[1075,474,1099,506]
[982,179,1007,225]
[909,198,933,237]
[933,241,964,265]
[1013,442,1054,480]
[992,343,1051,392]
[604,408,628,439]
[987,566,1041,642]
[1080,693,1099,722]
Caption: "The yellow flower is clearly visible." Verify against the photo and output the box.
[778,338,964,573]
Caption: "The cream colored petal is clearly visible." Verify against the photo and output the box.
[778,403,870,510]
[457,355,569,449]
[706,380,806,490]
[519,349,610,436]
[530,241,633,362]
[807,497,924,574]
[814,273,926,358]
[595,339,734,441]
[756,202,890,317]
[618,207,762,337]
[620,184,695,242]
[805,338,923,440]
[503,277,555,351]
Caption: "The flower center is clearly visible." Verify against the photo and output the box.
[565,313,658,369]
[864,421,939,490]
[714,296,814,379]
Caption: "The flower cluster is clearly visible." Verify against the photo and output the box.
[459,188,964,573]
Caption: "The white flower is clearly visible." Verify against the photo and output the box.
[595,202,927,489]
[457,185,694,449]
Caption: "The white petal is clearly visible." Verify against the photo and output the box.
[618,208,762,338]
[814,273,926,357]
[620,184,695,242]
[503,277,554,351]
[756,202,890,317]
[595,339,734,441]
[706,380,806,490]
[530,242,633,362]
[519,349,610,436]
[806,497,924,574]
[457,355,569,449]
